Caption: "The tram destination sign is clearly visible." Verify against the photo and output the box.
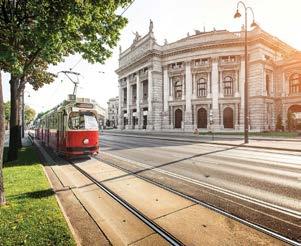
[76,103,94,109]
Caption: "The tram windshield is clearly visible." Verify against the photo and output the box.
[68,111,98,130]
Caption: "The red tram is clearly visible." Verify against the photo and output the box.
[35,95,99,156]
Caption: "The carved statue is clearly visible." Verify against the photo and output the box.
[119,45,122,53]
[149,19,153,32]
[132,31,141,42]
[194,29,201,35]
[187,32,190,37]
[164,39,168,45]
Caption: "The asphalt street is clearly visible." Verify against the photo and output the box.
[99,132,301,242]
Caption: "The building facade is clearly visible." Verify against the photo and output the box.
[116,21,301,132]
[107,96,119,128]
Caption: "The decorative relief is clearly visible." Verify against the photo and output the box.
[119,41,150,68]
[195,72,208,80]
[222,70,236,81]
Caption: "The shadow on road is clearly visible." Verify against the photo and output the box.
[96,145,241,183]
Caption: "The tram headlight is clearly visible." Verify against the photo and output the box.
[83,138,89,145]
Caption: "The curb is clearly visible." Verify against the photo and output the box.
[30,136,81,246]
[103,133,301,153]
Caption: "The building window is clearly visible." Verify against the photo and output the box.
[266,74,270,95]
[197,78,207,97]
[289,73,301,94]
[174,80,183,99]
[223,76,233,96]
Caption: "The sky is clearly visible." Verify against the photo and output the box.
[2,0,301,113]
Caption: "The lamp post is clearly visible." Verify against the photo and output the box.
[234,1,257,144]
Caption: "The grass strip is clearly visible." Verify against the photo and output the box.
[0,147,75,246]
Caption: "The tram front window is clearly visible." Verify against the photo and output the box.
[68,112,98,130]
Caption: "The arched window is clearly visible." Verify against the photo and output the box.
[197,78,207,97]
[223,76,233,96]
[266,74,270,95]
[289,73,301,94]
[174,80,183,99]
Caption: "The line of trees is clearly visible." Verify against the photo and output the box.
[0,0,132,206]
[3,101,36,128]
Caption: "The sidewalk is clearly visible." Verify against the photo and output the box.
[103,130,301,153]
[4,131,32,147]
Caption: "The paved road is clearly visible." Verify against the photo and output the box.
[99,132,301,241]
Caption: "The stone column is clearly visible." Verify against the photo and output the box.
[271,71,274,96]
[185,62,193,131]
[118,84,123,129]
[281,72,286,97]
[169,77,173,100]
[234,70,240,97]
[147,69,153,129]
[163,66,169,129]
[219,70,223,98]
[262,65,266,96]
[136,74,141,129]
[211,58,220,130]
[192,73,197,99]
[126,78,131,129]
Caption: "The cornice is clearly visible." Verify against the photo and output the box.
[116,32,298,76]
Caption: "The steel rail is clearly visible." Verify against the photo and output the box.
[66,159,183,246]
[94,155,301,246]
[99,139,301,218]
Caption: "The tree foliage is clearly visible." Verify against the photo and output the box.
[0,0,131,81]
[24,105,36,125]
[3,101,36,125]
[3,101,10,122]
[0,0,132,160]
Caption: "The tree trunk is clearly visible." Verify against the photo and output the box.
[0,71,6,205]
[7,76,20,161]
[17,88,24,147]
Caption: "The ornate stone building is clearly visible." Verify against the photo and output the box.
[116,21,301,132]
[107,96,119,128]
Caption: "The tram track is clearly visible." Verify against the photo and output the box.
[93,154,301,246]
[32,133,301,245]
[99,137,301,217]
[65,158,183,246]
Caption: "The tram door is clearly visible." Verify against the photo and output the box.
[58,112,65,151]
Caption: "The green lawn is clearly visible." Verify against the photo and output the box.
[0,147,75,246]
[199,131,300,138]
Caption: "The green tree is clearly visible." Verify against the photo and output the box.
[25,105,36,125]
[3,101,10,121]
[0,0,131,161]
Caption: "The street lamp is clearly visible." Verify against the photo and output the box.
[234,1,257,144]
